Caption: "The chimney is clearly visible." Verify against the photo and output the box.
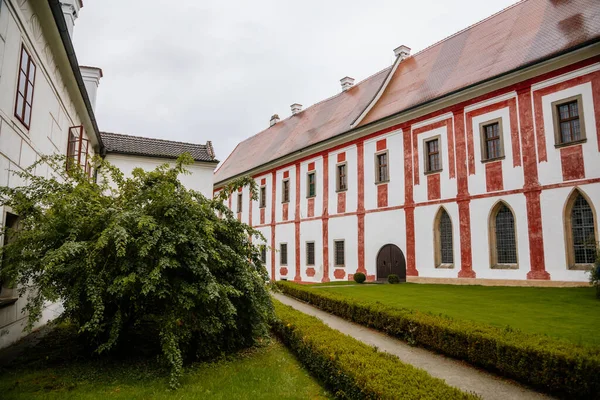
[79,66,103,112]
[340,76,355,91]
[270,114,280,127]
[291,103,303,115]
[60,0,82,38]
[393,45,411,61]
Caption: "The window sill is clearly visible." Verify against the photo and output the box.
[334,265,345,268]
[282,201,290,204]
[375,180,389,186]
[481,156,505,164]
[306,195,316,199]
[335,188,348,193]
[436,263,454,269]
[554,138,586,149]
[424,169,442,176]
[491,264,519,270]
[0,297,18,309]
[569,264,593,271]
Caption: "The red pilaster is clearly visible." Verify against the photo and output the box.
[270,171,276,281]
[453,108,475,278]
[322,154,330,282]
[356,141,366,274]
[402,124,418,276]
[294,162,302,282]
[517,86,550,280]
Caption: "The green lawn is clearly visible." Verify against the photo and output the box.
[0,327,329,400]
[314,283,600,347]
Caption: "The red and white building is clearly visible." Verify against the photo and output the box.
[214,0,600,285]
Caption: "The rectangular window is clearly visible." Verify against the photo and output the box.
[260,246,267,264]
[237,193,243,213]
[336,164,347,191]
[259,186,266,208]
[15,45,36,129]
[66,125,91,175]
[334,240,345,267]
[375,152,388,183]
[425,138,441,173]
[553,97,586,146]
[479,119,504,161]
[280,243,288,265]
[307,172,316,198]
[282,179,290,203]
[306,242,315,266]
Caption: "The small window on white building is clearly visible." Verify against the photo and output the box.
[237,193,243,213]
[479,118,504,161]
[334,240,345,267]
[552,95,586,147]
[280,243,288,266]
[259,186,266,208]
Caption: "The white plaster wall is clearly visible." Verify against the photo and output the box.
[275,166,296,223]
[414,126,457,203]
[470,194,530,279]
[328,215,358,281]
[468,105,524,194]
[328,145,357,215]
[298,219,322,282]
[104,154,215,198]
[364,129,404,210]
[300,156,323,218]
[275,223,295,280]
[537,82,600,185]
[414,202,461,278]
[541,184,599,282]
[0,0,98,349]
[364,210,406,279]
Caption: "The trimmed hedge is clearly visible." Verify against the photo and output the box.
[272,300,477,399]
[276,281,600,399]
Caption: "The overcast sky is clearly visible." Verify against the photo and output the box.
[73,0,516,164]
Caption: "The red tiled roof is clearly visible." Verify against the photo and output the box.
[359,0,600,126]
[215,0,600,185]
[214,67,390,183]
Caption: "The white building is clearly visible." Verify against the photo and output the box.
[101,132,217,198]
[0,0,216,349]
[215,0,600,286]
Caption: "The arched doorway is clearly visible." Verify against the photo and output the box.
[376,244,406,282]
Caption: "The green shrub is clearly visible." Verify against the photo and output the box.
[275,281,600,399]
[272,300,476,399]
[353,272,366,284]
[0,155,273,388]
[388,274,400,284]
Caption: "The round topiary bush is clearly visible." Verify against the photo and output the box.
[388,274,400,284]
[353,272,366,284]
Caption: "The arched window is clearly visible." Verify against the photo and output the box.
[434,208,453,267]
[489,202,518,268]
[565,190,597,268]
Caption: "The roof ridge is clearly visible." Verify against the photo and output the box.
[101,131,208,148]
[410,0,527,59]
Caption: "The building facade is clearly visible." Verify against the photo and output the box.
[214,0,600,285]
[0,0,217,349]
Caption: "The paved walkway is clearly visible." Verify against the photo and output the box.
[273,293,553,400]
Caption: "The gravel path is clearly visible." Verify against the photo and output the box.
[273,292,553,400]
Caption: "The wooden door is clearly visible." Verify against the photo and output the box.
[376,244,406,282]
